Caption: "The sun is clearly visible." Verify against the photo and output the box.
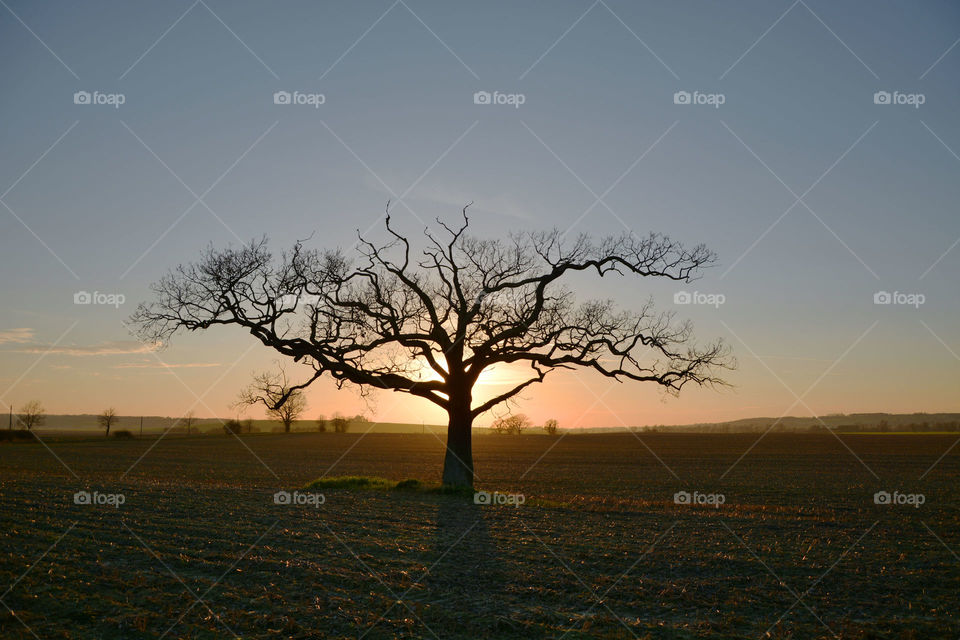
[409,356,526,388]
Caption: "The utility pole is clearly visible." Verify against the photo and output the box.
[139,416,143,438]
[8,406,11,431]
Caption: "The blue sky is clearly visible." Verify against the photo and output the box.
[1,0,958,426]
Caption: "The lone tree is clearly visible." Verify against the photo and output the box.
[237,367,307,433]
[543,418,559,435]
[492,414,531,435]
[98,408,119,437]
[181,410,197,435]
[18,400,46,431]
[331,414,350,433]
[132,209,731,488]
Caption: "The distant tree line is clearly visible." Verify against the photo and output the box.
[2,401,128,439]
[640,420,960,434]
[489,414,561,435]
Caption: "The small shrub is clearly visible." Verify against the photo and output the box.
[223,419,243,435]
[304,475,396,490]
[304,476,432,492]
[112,430,135,439]
[394,479,421,491]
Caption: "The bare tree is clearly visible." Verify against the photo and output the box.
[133,209,732,487]
[543,418,559,435]
[98,408,119,437]
[315,415,328,432]
[331,414,350,433]
[18,400,46,431]
[181,410,197,435]
[492,414,531,435]
[237,367,307,433]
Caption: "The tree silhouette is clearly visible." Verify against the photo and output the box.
[133,208,731,487]
[98,407,118,437]
[331,414,350,433]
[543,418,559,435]
[492,414,531,435]
[237,367,307,433]
[18,400,46,431]
[181,410,197,435]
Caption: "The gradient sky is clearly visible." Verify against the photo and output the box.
[1,1,958,428]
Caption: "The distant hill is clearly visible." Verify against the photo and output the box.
[6,414,449,436]
[10,412,960,436]
[623,412,960,434]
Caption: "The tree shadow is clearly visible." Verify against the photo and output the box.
[411,497,518,635]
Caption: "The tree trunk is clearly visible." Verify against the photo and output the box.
[441,393,474,489]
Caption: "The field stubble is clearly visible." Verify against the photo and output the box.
[1,432,957,639]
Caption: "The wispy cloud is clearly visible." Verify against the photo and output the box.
[112,361,221,369]
[6,340,160,356]
[0,328,35,344]
[756,354,840,363]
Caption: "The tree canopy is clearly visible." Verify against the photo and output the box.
[133,208,732,486]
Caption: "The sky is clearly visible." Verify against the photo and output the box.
[0,0,958,428]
